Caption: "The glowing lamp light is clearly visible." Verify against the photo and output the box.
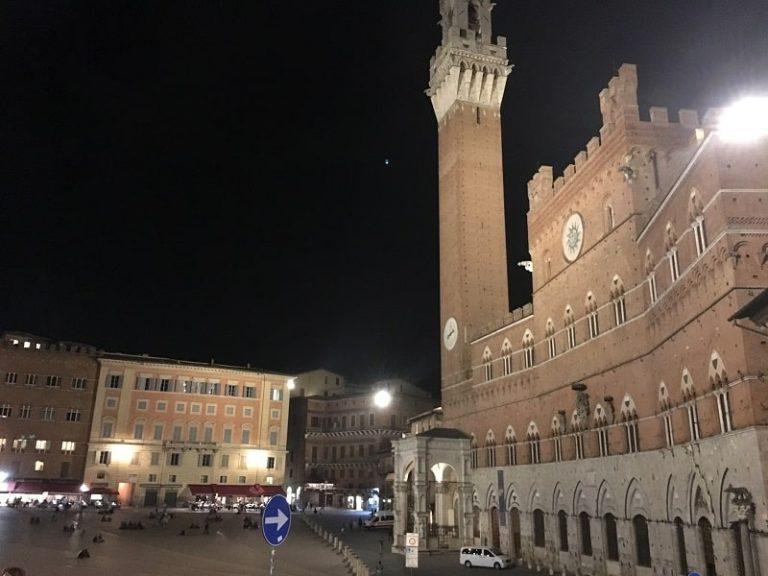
[246,450,267,469]
[80,483,90,493]
[286,378,296,391]
[0,471,8,483]
[113,444,135,464]
[718,97,768,143]
[373,389,392,409]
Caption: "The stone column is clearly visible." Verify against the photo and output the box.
[393,481,409,550]
[413,480,429,545]
[458,483,474,545]
[739,521,756,576]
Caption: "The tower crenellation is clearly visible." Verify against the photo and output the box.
[428,0,512,122]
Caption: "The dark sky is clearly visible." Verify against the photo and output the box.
[3,1,768,393]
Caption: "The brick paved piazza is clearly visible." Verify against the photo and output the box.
[0,507,346,576]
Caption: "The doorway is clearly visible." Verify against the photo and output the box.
[509,508,521,559]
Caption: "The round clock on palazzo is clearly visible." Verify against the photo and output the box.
[562,212,585,262]
[443,317,458,351]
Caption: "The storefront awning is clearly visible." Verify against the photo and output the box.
[188,484,285,498]
[11,480,82,495]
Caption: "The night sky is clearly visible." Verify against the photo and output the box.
[3,2,768,394]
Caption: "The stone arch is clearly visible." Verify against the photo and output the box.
[504,425,516,443]
[610,275,626,299]
[594,402,610,426]
[486,483,499,510]
[522,329,534,347]
[585,291,598,313]
[687,470,715,525]
[665,222,678,251]
[658,381,671,410]
[526,420,540,439]
[597,479,619,517]
[545,318,555,337]
[527,483,543,513]
[645,248,655,275]
[620,394,638,421]
[625,477,650,518]
[551,412,565,435]
[708,350,728,387]
[573,481,592,516]
[564,305,575,323]
[689,187,704,221]
[681,367,695,401]
[482,346,492,362]
[485,429,496,445]
[402,459,416,482]
[552,482,567,514]
[505,481,521,510]
[501,338,512,355]
[719,468,751,527]
[570,409,584,432]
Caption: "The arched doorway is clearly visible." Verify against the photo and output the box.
[405,469,415,533]
[490,507,500,549]
[698,517,716,576]
[509,508,521,560]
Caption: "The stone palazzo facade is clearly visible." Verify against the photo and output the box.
[393,2,768,576]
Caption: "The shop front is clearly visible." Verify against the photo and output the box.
[183,483,285,508]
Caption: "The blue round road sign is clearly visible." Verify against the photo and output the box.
[262,494,292,547]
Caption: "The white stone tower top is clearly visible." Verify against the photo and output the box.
[428,0,513,121]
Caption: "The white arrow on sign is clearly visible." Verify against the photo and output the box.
[265,508,288,531]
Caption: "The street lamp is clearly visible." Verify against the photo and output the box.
[719,96,768,143]
[373,389,392,409]
[286,378,296,391]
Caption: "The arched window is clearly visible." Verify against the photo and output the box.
[533,509,545,548]
[482,347,493,382]
[504,426,517,465]
[558,510,569,552]
[579,512,593,556]
[666,222,680,282]
[690,189,707,256]
[470,435,478,469]
[620,394,639,453]
[611,276,627,326]
[681,369,701,441]
[571,410,585,460]
[646,249,658,304]
[467,1,480,34]
[501,339,512,376]
[564,306,577,349]
[586,292,599,338]
[604,513,619,561]
[659,382,674,448]
[527,422,540,464]
[710,351,732,433]
[634,515,651,566]
[546,319,557,359]
[522,330,535,368]
[551,414,564,462]
[594,403,610,457]
[675,517,689,574]
[698,517,716,576]
[485,429,496,468]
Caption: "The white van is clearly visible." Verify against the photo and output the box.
[364,511,395,530]
[459,546,510,569]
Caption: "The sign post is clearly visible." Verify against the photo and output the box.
[262,494,292,575]
[405,532,419,569]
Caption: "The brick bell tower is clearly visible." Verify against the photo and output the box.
[428,0,511,391]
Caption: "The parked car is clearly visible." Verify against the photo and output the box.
[459,547,510,569]
[364,511,394,530]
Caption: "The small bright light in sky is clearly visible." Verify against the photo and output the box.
[719,96,768,143]
[373,389,392,409]
[384,158,390,166]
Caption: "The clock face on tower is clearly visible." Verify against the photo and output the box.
[562,212,585,262]
[443,317,458,351]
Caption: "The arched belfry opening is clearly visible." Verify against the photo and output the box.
[468,1,480,34]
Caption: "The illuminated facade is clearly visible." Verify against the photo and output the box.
[0,332,99,494]
[84,354,292,507]
[394,1,768,575]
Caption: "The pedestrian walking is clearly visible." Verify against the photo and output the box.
[379,539,384,555]
[376,560,383,576]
